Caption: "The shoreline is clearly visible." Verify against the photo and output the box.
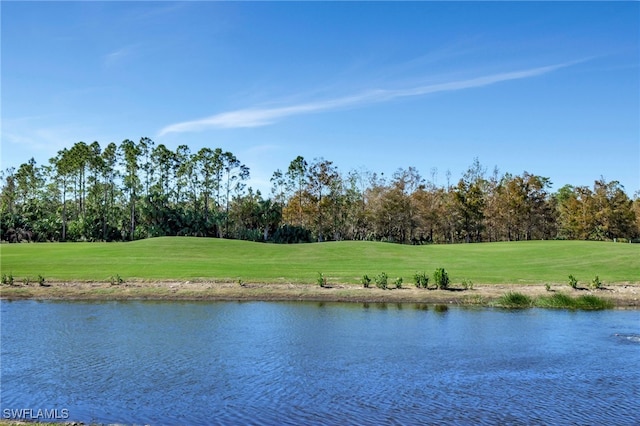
[1,280,638,308]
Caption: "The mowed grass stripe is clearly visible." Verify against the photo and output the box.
[1,237,638,285]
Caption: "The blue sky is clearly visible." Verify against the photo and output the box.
[2,1,639,196]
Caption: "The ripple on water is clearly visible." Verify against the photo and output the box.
[614,333,640,344]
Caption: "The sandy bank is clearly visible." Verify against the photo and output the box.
[1,280,639,308]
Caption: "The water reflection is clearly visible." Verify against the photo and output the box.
[433,304,449,313]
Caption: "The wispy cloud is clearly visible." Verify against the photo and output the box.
[158,61,579,136]
[1,116,95,169]
[103,44,141,67]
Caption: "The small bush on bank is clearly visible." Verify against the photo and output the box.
[375,272,388,290]
[317,272,327,287]
[110,274,124,285]
[38,274,46,286]
[361,274,371,288]
[590,275,602,290]
[461,279,473,290]
[22,276,31,285]
[1,273,14,286]
[394,277,403,289]
[433,268,449,290]
[413,272,429,289]
[568,275,578,289]
[545,283,552,292]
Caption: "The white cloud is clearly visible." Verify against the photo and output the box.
[158,61,580,136]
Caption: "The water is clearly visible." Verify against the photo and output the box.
[1,300,639,425]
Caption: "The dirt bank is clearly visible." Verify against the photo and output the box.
[1,280,638,307]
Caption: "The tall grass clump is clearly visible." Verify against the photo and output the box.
[495,292,533,308]
[433,268,449,290]
[536,293,574,309]
[568,275,578,289]
[574,294,613,310]
[536,293,612,310]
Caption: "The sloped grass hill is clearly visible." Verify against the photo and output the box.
[1,238,638,285]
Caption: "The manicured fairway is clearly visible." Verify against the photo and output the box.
[1,237,638,285]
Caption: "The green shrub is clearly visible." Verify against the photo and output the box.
[496,292,533,308]
[1,273,14,286]
[591,275,602,290]
[545,283,552,292]
[374,272,388,290]
[317,272,327,287]
[433,268,449,290]
[568,275,578,289]
[361,274,371,288]
[394,277,403,289]
[110,274,124,285]
[38,275,46,286]
[22,276,31,286]
[461,279,473,290]
[413,272,429,288]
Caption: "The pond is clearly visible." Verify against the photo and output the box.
[1,300,639,425]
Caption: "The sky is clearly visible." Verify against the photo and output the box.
[2,1,639,196]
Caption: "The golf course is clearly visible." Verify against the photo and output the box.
[1,238,638,306]
[2,237,639,283]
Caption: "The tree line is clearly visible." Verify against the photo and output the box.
[2,138,639,244]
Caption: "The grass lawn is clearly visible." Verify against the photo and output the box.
[1,237,638,285]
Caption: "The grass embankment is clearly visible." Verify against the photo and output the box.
[1,237,638,284]
[0,238,638,307]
